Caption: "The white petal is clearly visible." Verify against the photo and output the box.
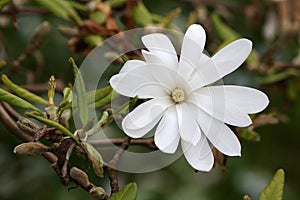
[178,24,206,79]
[188,54,219,89]
[142,33,178,68]
[188,87,252,127]
[122,97,173,138]
[176,103,201,145]
[195,108,241,156]
[110,64,177,98]
[142,50,163,64]
[154,106,180,153]
[201,85,269,114]
[181,136,214,172]
[211,39,252,80]
[119,60,146,74]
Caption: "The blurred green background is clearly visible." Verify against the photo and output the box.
[1,0,299,199]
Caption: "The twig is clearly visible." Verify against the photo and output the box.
[89,138,156,149]
[106,136,131,194]
[0,103,107,198]
[1,102,21,120]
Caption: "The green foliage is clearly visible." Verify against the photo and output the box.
[259,169,285,200]
[0,0,11,10]
[0,88,43,114]
[132,0,152,26]
[109,183,138,200]
[25,112,80,144]
[87,86,112,104]
[1,74,48,105]
[34,0,81,23]
[69,57,89,127]
[81,142,104,178]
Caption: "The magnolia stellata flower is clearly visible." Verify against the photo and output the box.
[110,24,269,171]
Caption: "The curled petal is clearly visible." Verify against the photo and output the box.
[181,136,214,172]
[142,33,178,68]
[154,106,180,153]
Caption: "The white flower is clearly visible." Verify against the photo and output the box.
[110,24,269,172]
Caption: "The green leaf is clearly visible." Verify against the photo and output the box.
[25,112,80,145]
[0,88,43,114]
[212,13,239,42]
[81,142,104,178]
[108,0,127,8]
[259,169,285,200]
[1,74,48,105]
[239,128,260,142]
[69,57,89,127]
[109,183,137,200]
[93,91,113,109]
[90,11,106,24]
[84,35,103,47]
[132,0,152,26]
[0,0,11,10]
[87,86,112,104]
[34,0,81,23]
[117,96,138,115]
[258,69,300,85]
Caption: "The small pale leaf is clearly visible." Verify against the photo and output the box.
[109,183,137,200]
[259,169,285,200]
[81,142,104,178]
[69,57,89,127]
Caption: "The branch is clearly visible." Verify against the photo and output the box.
[89,138,156,149]
[106,136,131,194]
[0,103,108,199]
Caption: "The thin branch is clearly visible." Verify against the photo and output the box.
[0,103,107,198]
[89,138,156,149]
[106,136,131,194]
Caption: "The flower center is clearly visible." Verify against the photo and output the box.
[171,88,185,103]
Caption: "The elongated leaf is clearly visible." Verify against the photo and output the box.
[258,69,300,85]
[81,142,104,178]
[25,112,80,144]
[132,0,152,26]
[212,13,239,42]
[1,74,48,105]
[259,169,285,200]
[34,0,81,23]
[69,57,89,127]
[0,88,43,114]
[117,96,138,114]
[109,183,137,200]
[87,86,112,104]
[92,91,113,109]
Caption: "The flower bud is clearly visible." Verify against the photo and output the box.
[13,142,51,155]
[89,186,107,200]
